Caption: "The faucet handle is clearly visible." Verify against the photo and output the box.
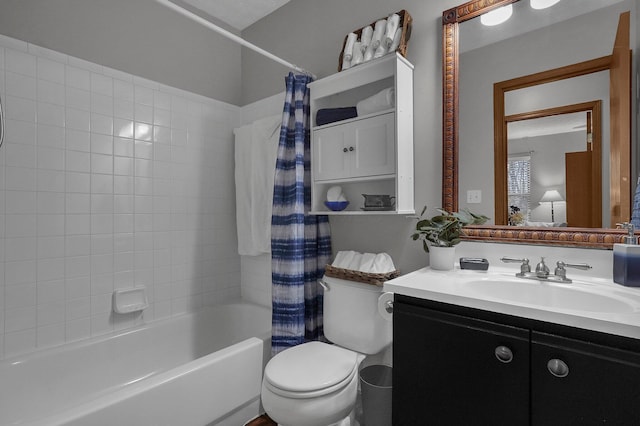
[554,261,592,282]
[500,257,531,273]
[554,262,567,280]
[556,261,592,271]
[535,257,550,278]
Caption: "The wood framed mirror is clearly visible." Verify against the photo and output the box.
[442,0,632,248]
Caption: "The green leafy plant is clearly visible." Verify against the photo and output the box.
[411,207,489,253]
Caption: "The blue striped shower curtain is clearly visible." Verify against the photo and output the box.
[271,73,332,355]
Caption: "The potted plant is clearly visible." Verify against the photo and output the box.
[508,205,525,226]
[411,207,489,270]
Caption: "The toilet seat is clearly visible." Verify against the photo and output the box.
[264,341,358,399]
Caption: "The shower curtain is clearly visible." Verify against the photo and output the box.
[271,73,332,355]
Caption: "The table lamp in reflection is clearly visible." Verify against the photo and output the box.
[540,189,564,222]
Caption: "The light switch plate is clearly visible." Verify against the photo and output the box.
[467,190,482,204]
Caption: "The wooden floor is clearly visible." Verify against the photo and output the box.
[245,414,277,426]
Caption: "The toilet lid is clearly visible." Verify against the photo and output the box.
[264,341,358,393]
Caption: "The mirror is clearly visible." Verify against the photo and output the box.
[442,0,634,247]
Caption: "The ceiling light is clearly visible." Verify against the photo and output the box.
[480,4,513,26]
[530,0,561,10]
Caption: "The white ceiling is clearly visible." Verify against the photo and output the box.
[181,0,290,30]
[462,0,625,138]
[508,112,586,140]
[460,0,625,53]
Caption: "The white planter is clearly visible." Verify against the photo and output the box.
[429,246,456,271]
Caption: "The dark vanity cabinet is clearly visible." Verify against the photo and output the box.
[393,301,530,425]
[393,295,640,426]
[531,331,640,424]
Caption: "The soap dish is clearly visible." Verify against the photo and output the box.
[459,257,489,271]
[113,287,148,314]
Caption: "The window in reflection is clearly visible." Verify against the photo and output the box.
[507,154,531,225]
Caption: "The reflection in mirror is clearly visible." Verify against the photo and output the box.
[442,0,636,247]
[505,102,601,228]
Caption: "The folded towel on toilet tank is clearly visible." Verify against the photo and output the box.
[331,250,396,273]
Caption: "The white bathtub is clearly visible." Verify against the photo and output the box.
[0,302,272,426]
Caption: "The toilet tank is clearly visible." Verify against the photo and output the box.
[322,276,392,354]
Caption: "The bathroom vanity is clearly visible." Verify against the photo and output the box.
[385,268,640,425]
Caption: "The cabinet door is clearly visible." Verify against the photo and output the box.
[312,113,395,181]
[351,113,395,178]
[393,302,530,426]
[313,125,350,181]
[532,331,640,425]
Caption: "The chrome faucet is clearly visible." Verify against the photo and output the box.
[535,257,550,278]
[501,256,592,283]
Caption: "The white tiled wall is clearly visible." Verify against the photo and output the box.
[0,34,241,359]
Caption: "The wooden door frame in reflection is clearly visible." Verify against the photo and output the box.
[494,63,607,225]
[500,101,602,228]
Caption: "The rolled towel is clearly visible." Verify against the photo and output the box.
[332,251,350,268]
[356,87,395,116]
[347,252,363,271]
[363,43,375,62]
[343,32,358,61]
[373,42,388,59]
[332,251,395,273]
[360,26,373,52]
[333,250,361,269]
[385,14,400,48]
[372,253,396,273]
[341,57,351,71]
[351,42,364,66]
[358,253,376,272]
[371,19,386,50]
[388,27,402,52]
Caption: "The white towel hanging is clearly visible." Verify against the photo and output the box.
[234,115,281,256]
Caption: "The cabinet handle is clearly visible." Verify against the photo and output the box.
[547,359,569,378]
[349,146,355,151]
[343,147,348,153]
[494,346,513,363]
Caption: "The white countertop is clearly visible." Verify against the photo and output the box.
[384,266,640,340]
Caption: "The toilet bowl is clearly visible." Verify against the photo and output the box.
[261,342,364,426]
[261,276,392,426]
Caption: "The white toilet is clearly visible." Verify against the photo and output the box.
[261,276,392,426]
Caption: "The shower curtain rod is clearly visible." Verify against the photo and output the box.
[155,0,317,79]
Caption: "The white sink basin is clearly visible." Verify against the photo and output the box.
[384,267,640,339]
[464,278,640,314]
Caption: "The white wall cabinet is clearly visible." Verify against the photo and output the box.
[309,52,414,215]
